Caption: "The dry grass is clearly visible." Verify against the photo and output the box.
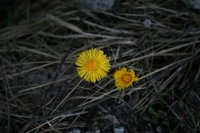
[0,0,200,132]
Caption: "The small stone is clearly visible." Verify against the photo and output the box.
[182,0,200,10]
[114,127,125,133]
[68,129,80,133]
[143,19,152,29]
[80,0,115,12]
[156,126,162,133]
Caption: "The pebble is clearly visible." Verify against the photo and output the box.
[80,0,115,11]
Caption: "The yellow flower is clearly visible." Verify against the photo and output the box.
[76,48,110,83]
[114,67,139,90]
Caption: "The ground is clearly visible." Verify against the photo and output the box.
[0,0,200,132]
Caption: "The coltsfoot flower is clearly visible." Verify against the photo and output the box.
[114,67,139,90]
[76,48,110,83]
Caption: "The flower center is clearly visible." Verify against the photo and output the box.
[122,74,132,83]
[87,60,97,71]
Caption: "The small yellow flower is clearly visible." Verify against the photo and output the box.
[114,67,139,90]
[76,48,110,83]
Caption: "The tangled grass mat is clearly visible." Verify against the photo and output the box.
[0,0,200,132]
